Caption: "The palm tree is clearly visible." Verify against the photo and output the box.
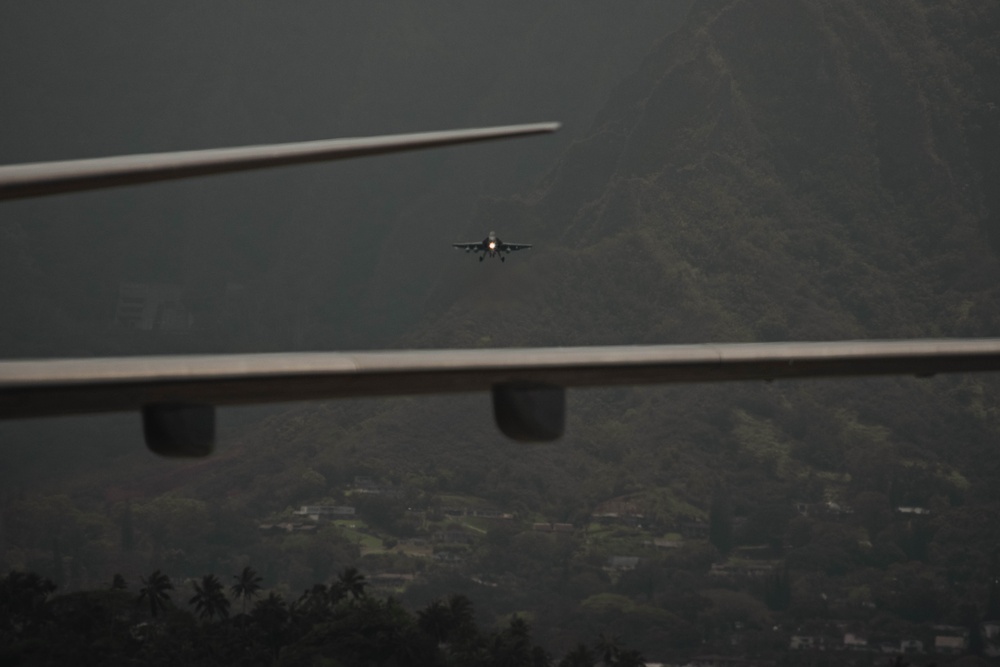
[594,633,620,666]
[327,580,348,605]
[559,643,596,667]
[1,571,56,640]
[506,615,530,640]
[616,648,646,667]
[252,592,289,660]
[190,574,230,621]
[137,569,173,618]
[417,599,453,644]
[231,565,263,615]
[447,594,475,637]
[337,566,367,600]
[297,583,342,621]
[492,615,536,667]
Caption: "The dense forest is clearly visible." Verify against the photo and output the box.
[4,0,1000,664]
[4,567,632,666]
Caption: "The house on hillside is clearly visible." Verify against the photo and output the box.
[434,529,473,545]
[652,537,682,549]
[679,520,709,539]
[983,620,1000,658]
[433,551,463,563]
[367,573,415,592]
[934,635,966,655]
[294,505,355,520]
[469,508,513,519]
[591,499,645,527]
[689,654,775,667]
[709,562,773,580]
[258,522,317,534]
[353,477,385,494]
[875,642,901,654]
[607,556,640,571]
[897,506,931,515]
[790,635,836,651]
[533,522,574,533]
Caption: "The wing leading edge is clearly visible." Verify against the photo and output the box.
[0,122,560,201]
[2,339,999,455]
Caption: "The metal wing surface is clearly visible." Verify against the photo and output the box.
[0,122,559,201]
[501,242,532,251]
[453,243,484,251]
[3,339,999,455]
[4,339,1000,419]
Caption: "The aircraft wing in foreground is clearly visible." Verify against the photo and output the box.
[0,122,559,201]
[2,338,999,457]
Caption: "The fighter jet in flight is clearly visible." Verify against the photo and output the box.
[453,231,532,262]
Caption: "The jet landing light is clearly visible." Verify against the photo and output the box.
[3,338,1000,457]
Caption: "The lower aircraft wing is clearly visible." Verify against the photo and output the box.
[0,122,559,201]
[2,338,999,456]
[453,243,483,251]
[502,243,532,252]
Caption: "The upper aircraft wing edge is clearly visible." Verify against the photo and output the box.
[2,338,999,420]
[0,122,560,201]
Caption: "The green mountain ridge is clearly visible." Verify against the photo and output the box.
[41,2,998,552]
[418,0,1000,350]
[15,0,1000,564]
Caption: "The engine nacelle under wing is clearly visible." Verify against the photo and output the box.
[3,339,1000,456]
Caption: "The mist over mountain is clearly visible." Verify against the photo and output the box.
[184,0,1000,616]
[0,1,691,482]
[418,0,1000,350]
[0,1,690,358]
[257,0,1000,510]
[4,1,1000,662]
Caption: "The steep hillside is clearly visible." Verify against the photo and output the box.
[169,0,1000,527]
[379,0,1000,490]
[36,0,998,527]
[21,0,999,528]
[421,0,1000,349]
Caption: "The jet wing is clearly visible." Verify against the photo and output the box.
[2,339,999,455]
[501,243,532,252]
[0,122,559,201]
[453,243,484,251]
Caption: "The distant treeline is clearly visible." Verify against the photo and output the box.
[0,566,647,667]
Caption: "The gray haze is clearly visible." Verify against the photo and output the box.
[0,3,692,482]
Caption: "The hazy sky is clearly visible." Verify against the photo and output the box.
[0,1,692,349]
[0,2,692,482]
